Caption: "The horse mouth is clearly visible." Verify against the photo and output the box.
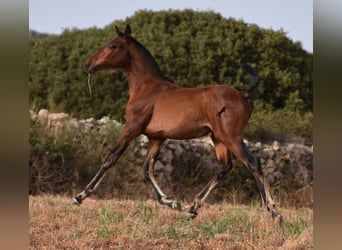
[85,64,96,74]
[84,61,99,73]
[85,64,108,74]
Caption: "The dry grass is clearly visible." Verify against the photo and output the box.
[29,195,312,249]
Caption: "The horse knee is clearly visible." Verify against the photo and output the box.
[104,143,128,165]
[226,159,233,172]
[143,157,155,182]
[143,162,151,181]
[217,160,233,179]
[254,156,263,174]
[248,154,263,175]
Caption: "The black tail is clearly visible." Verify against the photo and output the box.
[241,63,259,98]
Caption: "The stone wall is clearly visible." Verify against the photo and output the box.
[133,136,313,190]
[30,109,313,205]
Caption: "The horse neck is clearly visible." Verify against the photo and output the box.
[125,39,166,89]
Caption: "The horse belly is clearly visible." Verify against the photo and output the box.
[145,107,210,140]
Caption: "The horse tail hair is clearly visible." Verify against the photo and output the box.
[241,63,259,98]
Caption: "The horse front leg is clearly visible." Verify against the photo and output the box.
[143,139,182,211]
[71,125,137,205]
[71,143,127,204]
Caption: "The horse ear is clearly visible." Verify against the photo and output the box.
[115,25,121,36]
[124,24,131,37]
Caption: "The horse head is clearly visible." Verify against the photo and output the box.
[84,25,132,73]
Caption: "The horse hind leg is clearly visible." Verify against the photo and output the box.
[144,139,182,211]
[188,138,232,219]
[229,139,280,219]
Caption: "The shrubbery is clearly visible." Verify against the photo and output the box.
[246,104,313,145]
[29,9,312,120]
[29,120,120,195]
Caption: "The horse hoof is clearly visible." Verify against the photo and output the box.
[278,214,284,226]
[187,211,198,220]
[187,206,198,220]
[167,200,182,211]
[70,197,82,205]
[271,209,277,219]
[171,201,182,211]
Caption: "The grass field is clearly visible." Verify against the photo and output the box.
[29,195,312,249]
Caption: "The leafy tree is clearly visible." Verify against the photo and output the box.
[29,10,312,120]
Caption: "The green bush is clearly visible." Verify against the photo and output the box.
[29,10,312,120]
[29,119,152,198]
[29,120,120,195]
[29,121,75,194]
[245,100,313,144]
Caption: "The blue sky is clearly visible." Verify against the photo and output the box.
[29,0,313,52]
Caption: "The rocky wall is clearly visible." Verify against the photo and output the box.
[31,109,313,204]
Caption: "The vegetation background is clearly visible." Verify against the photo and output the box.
[29,10,312,125]
[29,10,313,249]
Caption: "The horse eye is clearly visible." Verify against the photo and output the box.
[109,44,116,49]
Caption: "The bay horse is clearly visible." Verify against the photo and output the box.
[72,24,280,220]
